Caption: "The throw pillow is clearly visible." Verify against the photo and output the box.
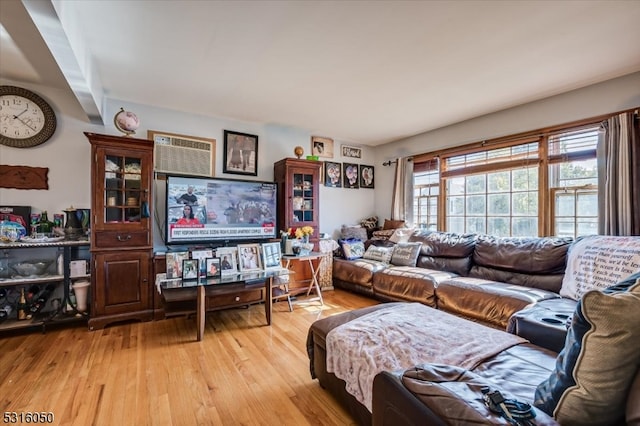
[371,229,395,240]
[360,216,379,230]
[389,227,415,244]
[382,219,406,230]
[341,225,368,242]
[339,238,366,261]
[534,272,640,425]
[362,245,394,263]
[390,242,422,267]
[560,235,640,300]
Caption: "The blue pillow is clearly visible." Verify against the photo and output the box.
[534,271,640,424]
[339,238,365,260]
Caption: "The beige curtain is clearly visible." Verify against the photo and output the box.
[597,111,640,236]
[391,158,414,224]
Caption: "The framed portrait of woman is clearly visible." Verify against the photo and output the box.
[237,244,262,272]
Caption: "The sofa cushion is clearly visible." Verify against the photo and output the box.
[371,229,395,241]
[389,227,415,244]
[435,277,561,329]
[559,235,640,300]
[534,272,640,425]
[410,231,477,276]
[362,244,394,263]
[339,238,366,260]
[390,242,421,267]
[470,236,573,293]
[372,266,456,307]
[332,258,387,287]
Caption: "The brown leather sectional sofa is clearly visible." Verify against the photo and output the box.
[333,230,576,331]
[310,232,640,425]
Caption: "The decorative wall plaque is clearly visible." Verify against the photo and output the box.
[0,165,49,189]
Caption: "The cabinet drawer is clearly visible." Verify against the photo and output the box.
[207,289,264,308]
[94,231,149,248]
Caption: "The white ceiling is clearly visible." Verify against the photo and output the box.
[1,0,639,146]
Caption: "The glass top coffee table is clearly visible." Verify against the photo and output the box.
[157,269,289,341]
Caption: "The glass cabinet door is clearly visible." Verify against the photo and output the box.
[292,171,315,223]
[95,147,151,229]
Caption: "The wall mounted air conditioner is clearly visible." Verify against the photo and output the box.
[150,130,215,177]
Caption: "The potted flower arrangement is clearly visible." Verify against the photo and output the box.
[286,226,314,256]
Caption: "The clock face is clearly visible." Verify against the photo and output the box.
[0,86,56,148]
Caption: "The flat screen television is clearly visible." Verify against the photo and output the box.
[165,174,277,245]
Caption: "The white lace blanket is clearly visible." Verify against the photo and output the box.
[325,303,526,412]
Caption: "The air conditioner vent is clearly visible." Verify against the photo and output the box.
[150,131,215,177]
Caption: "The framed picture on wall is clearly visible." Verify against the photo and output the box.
[324,161,342,188]
[343,163,360,189]
[341,145,362,159]
[359,164,375,189]
[223,130,258,176]
[311,136,334,158]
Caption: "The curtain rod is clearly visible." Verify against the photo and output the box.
[382,158,413,167]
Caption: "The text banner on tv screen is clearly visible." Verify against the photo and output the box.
[166,174,277,244]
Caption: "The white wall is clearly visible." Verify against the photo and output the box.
[0,80,376,249]
[372,71,640,223]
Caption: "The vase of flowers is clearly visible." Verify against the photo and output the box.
[291,226,314,255]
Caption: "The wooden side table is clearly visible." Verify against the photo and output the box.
[282,252,324,306]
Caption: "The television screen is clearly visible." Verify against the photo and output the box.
[165,174,277,245]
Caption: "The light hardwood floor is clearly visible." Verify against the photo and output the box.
[0,289,377,426]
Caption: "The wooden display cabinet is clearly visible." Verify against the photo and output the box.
[273,158,322,291]
[85,132,154,330]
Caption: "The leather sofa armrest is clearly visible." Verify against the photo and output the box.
[372,371,447,426]
[373,364,559,426]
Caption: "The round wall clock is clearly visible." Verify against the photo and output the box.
[0,85,57,148]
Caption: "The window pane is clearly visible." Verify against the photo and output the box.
[512,168,538,190]
[577,218,598,236]
[512,218,538,237]
[448,196,465,215]
[448,217,464,233]
[466,195,486,215]
[466,217,485,234]
[576,192,598,216]
[488,194,510,215]
[448,177,465,195]
[513,192,537,215]
[466,175,485,194]
[558,159,597,186]
[555,219,575,237]
[487,217,510,237]
[488,171,510,192]
[555,193,575,216]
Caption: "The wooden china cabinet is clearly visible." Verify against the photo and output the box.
[273,158,322,241]
[85,132,154,330]
[273,158,322,290]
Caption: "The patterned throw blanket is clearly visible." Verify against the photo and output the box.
[325,303,526,412]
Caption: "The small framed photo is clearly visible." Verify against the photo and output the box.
[206,258,221,277]
[216,247,238,275]
[166,251,189,279]
[237,244,262,272]
[359,165,375,189]
[311,136,334,158]
[261,242,282,270]
[324,161,342,188]
[343,163,360,189]
[223,130,258,176]
[191,249,213,276]
[182,259,199,280]
[341,145,361,159]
